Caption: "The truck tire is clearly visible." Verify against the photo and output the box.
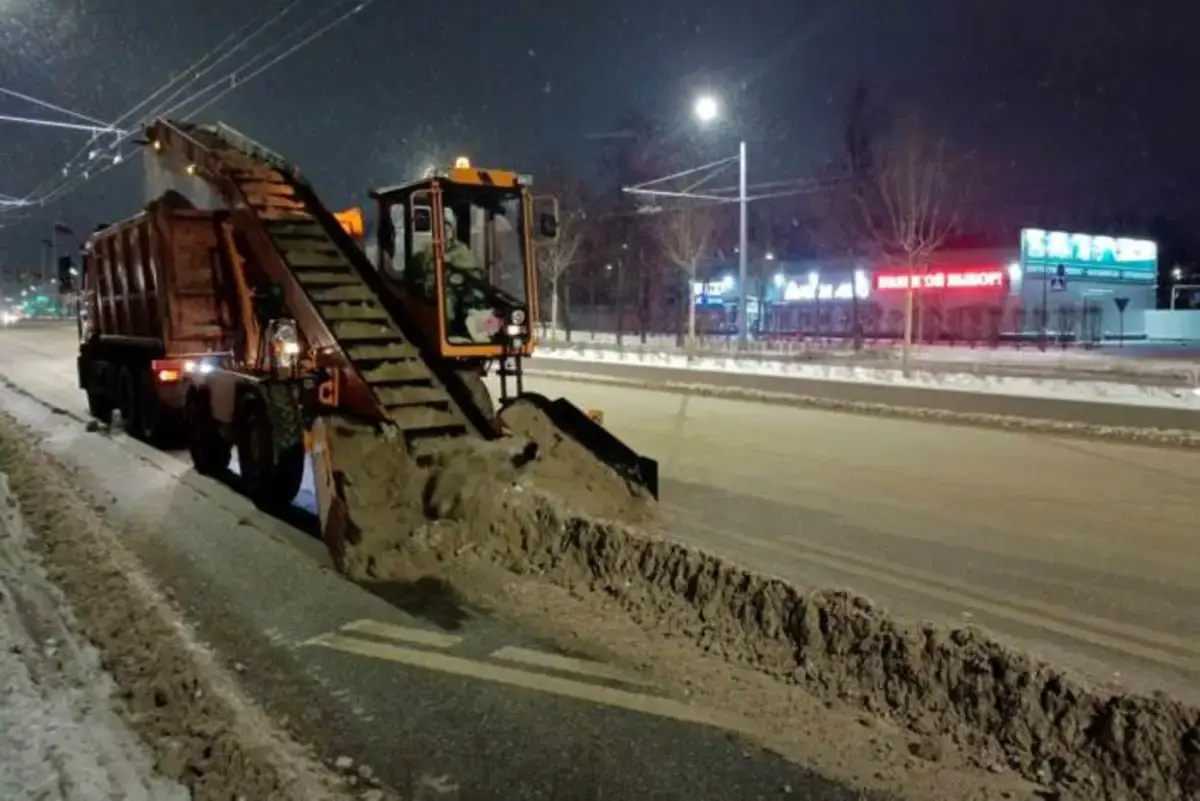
[136,371,177,447]
[116,366,141,435]
[86,389,114,425]
[185,390,231,477]
[236,393,304,511]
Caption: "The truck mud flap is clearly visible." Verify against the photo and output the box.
[500,392,659,500]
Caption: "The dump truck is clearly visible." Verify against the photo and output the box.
[76,118,657,559]
[76,192,244,443]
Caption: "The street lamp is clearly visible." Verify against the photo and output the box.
[693,95,719,124]
[693,94,750,345]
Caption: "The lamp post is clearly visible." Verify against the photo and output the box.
[693,94,750,346]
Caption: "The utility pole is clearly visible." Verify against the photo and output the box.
[737,139,748,346]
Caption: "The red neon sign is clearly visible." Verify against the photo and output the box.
[873,267,1007,292]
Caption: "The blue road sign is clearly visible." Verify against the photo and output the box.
[1049,263,1067,291]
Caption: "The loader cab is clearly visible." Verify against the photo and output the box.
[369,164,555,361]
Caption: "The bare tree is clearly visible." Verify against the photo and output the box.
[860,111,966,372]
[655,200,715,349]
[806,82,885,351]
[534,169,589,336]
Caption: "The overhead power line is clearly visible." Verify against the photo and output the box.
[0,87,113,127]
[15,0,377,212]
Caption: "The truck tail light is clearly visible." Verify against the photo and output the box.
[151,359,183,383]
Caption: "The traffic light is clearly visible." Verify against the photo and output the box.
[57,255,74,292]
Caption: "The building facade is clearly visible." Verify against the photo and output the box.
[690,229,1159,342]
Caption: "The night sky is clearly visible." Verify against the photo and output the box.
[2,0,1200,271]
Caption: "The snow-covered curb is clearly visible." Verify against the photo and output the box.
[521,367,1200,448]
[0,473,191,801]
[538,330,1200,375]
[533,347,1200,410]
[0,424,357,801]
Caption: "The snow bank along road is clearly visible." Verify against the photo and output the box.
[528,350,1200,430]
[0,325,903,800]
[530,373,1200,704]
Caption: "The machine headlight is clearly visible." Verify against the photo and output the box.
[183,359,216,375]
[269,319,301,366]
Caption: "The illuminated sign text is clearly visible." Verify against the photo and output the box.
[692,275,735,299]
[1021,229,1157,266]
[779,272,870,303]
[873,268,1007,292]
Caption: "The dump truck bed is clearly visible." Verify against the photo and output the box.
[84,206,236,357]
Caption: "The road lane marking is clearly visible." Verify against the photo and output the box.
[305,633,722,727]
[338,619,462,649]
[488,645,656,688]
[673,513,1199,672]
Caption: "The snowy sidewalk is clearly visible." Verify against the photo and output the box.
[0,474,189,801]
[530,346,1200,410]
[537,330,1200,381]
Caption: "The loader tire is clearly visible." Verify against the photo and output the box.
[185,390,231,477]
[236,390,304,511]
[455,368,496,428]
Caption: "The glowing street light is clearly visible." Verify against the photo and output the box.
[692,93,750,345]
[693,94,719,124]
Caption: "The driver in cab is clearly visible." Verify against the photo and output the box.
[412,209,477,296]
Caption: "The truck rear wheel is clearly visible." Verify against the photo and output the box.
[236,395,304,511]
[136,372,178,447]
[86,389,113,425]
[116,366,141,435]
[185,390,231,476]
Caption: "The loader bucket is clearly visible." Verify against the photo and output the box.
[499,392,659,500]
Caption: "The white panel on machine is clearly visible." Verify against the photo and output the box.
[142,147,222,209]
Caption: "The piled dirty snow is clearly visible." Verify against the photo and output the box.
[505,507,1200,801]
[0,474,190,801]
[498,399,658,525]
[0,433,351,801]
[329,422,1200,801]
[324,400,658,576]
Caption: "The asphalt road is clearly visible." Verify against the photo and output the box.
[0,323,874,800]
[516,371,1200,703]
[528,355,1200,431]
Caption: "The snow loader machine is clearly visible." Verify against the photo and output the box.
[101,118,657,557]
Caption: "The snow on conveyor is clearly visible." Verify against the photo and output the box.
[0,473,189,801]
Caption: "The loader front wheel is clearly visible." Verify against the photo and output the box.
[236,395,304,511]
[455,368,496,430]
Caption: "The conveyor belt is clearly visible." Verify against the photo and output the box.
[181,123,474,441]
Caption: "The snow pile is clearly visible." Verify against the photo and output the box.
[0,430,354,801]
[324,423,1200,801]
[0,472,189,801]
[320,402,657,575]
